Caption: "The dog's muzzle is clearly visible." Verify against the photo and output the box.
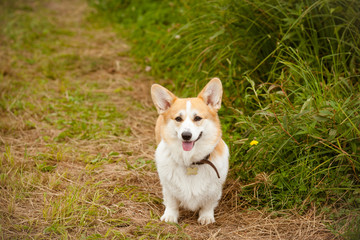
[181,131,203,151]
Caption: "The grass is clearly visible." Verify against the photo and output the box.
[89,0,360,237]
[0,0,356,238]
[0,0,170,238]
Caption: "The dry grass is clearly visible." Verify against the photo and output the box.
[0,0,342,239]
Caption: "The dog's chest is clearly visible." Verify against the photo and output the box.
[161,161,219,196]
[155,141,223,205]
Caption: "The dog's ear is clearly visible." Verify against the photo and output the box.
[151,84,177,114]
[198,78,223,111]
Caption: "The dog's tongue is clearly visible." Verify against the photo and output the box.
[182,141,194,151]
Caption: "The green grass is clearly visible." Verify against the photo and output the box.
[0,0,182,238]
[0,0,358,238]
[89,0,360,235]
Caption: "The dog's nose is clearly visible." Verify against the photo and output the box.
[181,132,192,141]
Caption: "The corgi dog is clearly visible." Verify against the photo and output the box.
[151,78,229,225]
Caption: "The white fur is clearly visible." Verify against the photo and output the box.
[155,113,229,224]
[176,101,203,143]
[152,78,229,225]
[155,138,229,215]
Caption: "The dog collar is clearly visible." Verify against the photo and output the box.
[192,154,220,179]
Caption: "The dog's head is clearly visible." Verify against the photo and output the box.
[151,78,223,152]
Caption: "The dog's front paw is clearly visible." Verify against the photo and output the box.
[198,215,215,225]
[160,212,178,223]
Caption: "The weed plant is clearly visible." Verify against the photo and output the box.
[90,0,360,227]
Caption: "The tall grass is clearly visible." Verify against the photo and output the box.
[89,0,360,214]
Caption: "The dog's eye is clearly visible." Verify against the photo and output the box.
[175,116,183,122]
[194,116,202,122]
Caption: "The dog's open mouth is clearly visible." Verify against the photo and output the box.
[182,141,195,151]
[182,132,203,151]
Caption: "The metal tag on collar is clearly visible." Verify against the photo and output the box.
[186,167,198,175]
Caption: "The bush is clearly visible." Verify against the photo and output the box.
[89,0,360,211]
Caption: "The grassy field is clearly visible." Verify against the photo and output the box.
[0,0,162,238]
[89,0,360,237]
[0,0,358,239]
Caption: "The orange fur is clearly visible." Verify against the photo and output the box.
[151,78,229,225]
[155,97,221,147]
[213,139,226,157]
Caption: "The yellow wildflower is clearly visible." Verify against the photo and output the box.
[250,140,259,146]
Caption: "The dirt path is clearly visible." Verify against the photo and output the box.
[0,0,337,239]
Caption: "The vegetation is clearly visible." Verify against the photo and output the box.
[0,0,358,238]
[0,0,171,238]
[90,0,360,233]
